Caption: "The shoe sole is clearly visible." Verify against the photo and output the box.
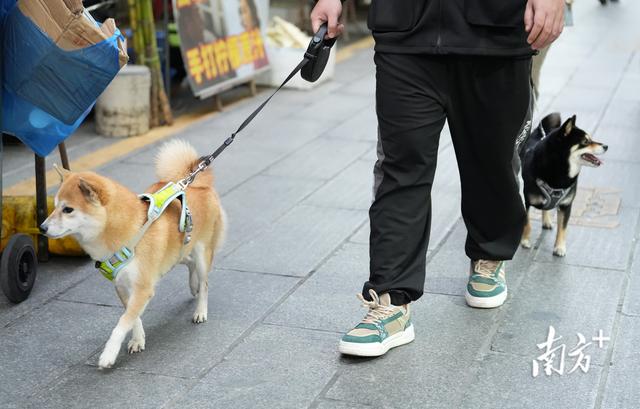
[338,324,415,357]
[465,288,508,308]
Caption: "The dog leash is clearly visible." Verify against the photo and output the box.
[176,24,337,191]
[95,24,337,281]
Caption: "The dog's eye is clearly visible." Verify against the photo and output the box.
[62,207,74,214]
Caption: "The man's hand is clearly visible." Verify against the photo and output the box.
[310,0,344,38]
[524,0,565,50]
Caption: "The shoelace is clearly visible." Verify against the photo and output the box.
[473,260,501,279]
[357,290,398,324]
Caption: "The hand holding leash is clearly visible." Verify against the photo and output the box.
[310,0,345,39]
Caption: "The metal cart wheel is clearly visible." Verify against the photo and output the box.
[0,234,37,303]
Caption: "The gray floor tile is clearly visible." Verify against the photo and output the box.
[57,264,191,309]
[167,325,340,409]
[349,222,369,245]
[610,314,640,362]
[461,352,603,409]
[601,315,640,409]
[316,399,374,409]
[84,270,299,378]
[268,243,498,358]
[339,75,376,97]
[264,243,368,333]
[304,160,374,210]
[0,300,120,405]
[601,354,640,409]
[220,205,366,276]
[213,147,292,194]
[491,263,624,366]
[534,205,638,270]
[322,105,377,142]
[292,94,373,125]
[612,75,640,102]
[264,137,373,181]
[577,161,640,208]
[549,85,612,114]
[30,366,194,409]
[622,242,640,316]
[601,100,640,130]
[94,161,155,193]
[0,258,94,328]
[219,175,325,257]
[326,348,475,408]
[593,124,640,163]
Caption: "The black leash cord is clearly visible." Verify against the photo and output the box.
[178,56,312,188]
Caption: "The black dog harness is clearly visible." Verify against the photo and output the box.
[530,117,576,211]
[535,178,576,210]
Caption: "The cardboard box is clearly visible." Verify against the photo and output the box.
[17,0,127,66]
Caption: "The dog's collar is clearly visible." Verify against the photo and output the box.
[535,178,575,210]
[96,182,193,281]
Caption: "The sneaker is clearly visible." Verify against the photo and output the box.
[338,289,415,357]
[465,260,508,308]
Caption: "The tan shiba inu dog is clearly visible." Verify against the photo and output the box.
[40,139,225,369]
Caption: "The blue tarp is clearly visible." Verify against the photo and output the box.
[1,3,122,156]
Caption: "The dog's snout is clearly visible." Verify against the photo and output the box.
[39,224,48,234]
[602,144,608,151]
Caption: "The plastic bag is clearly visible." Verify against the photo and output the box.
[1,3,123,156]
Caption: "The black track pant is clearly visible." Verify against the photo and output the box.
[364,53,532,306]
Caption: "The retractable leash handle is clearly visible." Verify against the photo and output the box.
[301,23,337,82]
[177,24,338,189]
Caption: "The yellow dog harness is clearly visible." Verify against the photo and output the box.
[96,182,193,281]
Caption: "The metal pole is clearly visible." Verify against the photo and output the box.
[58,142,70,170]
[34,154,49,262]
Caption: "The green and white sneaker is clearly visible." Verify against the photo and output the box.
[465,260,507,308]
[338,289,414,357]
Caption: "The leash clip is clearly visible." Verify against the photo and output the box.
[177,158,210,190]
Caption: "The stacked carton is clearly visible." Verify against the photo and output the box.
[18,0,127,66]
[1,0,129,156]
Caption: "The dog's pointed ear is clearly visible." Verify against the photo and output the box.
[78,178,102,205]
[53,164,70,183]
[562,115,577,136]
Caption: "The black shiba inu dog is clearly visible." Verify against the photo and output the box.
[519,113,608,256]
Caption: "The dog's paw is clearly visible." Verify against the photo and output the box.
[192,311,207,324]
[542,223,553,230]
[553,246,567,257]
[128,338,145,354]
[98,351,117,369]
[520,239,531,249]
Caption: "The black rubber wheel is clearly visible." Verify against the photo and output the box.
[0,234,37,303]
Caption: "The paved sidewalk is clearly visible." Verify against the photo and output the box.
[2,1,640,408]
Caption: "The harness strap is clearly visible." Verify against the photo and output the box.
[96,182,192,281]
[535,178,575,210]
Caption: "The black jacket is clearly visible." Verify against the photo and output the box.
[368,0,534,57]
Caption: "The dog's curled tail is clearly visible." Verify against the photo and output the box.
[155,139,213,188]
